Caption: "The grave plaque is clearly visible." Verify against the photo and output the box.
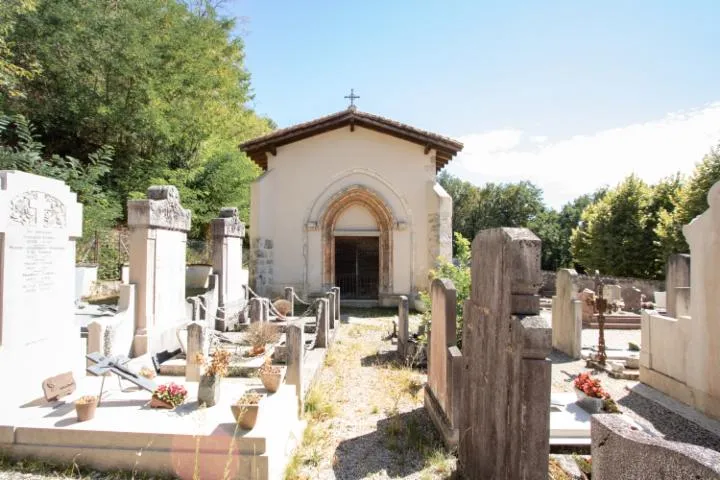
[42,372,76,401]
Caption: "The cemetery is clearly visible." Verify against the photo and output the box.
[1,111,720,479]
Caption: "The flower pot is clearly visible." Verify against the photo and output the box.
[575,388,604,413]
[231,403,260,430]
[260,368,285,393]
[150,397,174,409]
[75,399,98,422]
[198,375,221,407]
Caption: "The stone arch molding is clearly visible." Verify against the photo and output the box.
[304,168,411,228]
[317,184,395,293]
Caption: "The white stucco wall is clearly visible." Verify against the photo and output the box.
[249,126,450,300]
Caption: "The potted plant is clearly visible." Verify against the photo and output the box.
[197,349,231,407]
[151,382,187,409]
[231,391,263,429]
[75,395,99,422]
[258,356,285,393]
[244,322,280,357]
[573,372,607,413]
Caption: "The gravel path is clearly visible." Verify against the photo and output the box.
[287,314,455,480]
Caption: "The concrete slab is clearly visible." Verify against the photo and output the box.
[0,375,304,480]
[550,392,591,446]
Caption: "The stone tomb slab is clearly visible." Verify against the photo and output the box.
[0,375,304,480]
[550,392,591,446]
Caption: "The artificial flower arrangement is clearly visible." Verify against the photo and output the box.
[574,372,608,399]
[151,382,187,408]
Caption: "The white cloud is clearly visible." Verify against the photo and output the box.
[446,102,720,209]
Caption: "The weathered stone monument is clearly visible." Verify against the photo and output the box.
[551,269,582,359]
[579,288,596,324]
[211,207,247,331]
[0,171,84,404]
[666,253,690,318]
[424,278,460,448]
[315,298,329,348]
[605,284,622,305]
[459,228,551,480]
[397,295,409,359]
[128,185,191,356]
[621,286,643,312]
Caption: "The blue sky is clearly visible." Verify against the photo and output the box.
[227,1,720,208]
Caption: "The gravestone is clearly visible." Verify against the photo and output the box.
[249,297,263,323]
[579,289,596,324]
[459,228,551,480]
[397,295,409,359]
[551,269,582,359]
[0,171,84,404]
[315,298,329,348]
[211,207,246,331]
[42,372,76,401]
[424,278,460,448]
[666,254,690,318]
[622,287,643,312]
[185,321,209,382]
[605,284,622,305]
[128,185,191,356]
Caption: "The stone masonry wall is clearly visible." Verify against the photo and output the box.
[540,270,664,300]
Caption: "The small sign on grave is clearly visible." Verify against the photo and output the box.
[42,372,76,401]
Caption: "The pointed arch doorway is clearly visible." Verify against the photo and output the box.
[320,185,394,300]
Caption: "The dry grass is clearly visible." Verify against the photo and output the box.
[549,458,572,480]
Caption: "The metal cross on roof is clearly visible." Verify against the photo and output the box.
[344,88,360,107]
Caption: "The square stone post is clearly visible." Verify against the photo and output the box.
[397,295,409,359]
[128,185,191,356]
[666,253,690,318]
[211,207,245,331]
[327,291,336,330]
[551,268,582,359]
[286,320,304,414]
[249,297,262,323]
[459,228,551,480]
[316,298,329,348]
[185,322,208,382]
[284,287,295,317]
[331,286,341,322]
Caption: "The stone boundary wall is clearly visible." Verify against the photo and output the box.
[591,414,720,479]
[540,270,664,299]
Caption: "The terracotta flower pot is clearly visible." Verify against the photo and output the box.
[75,399,98,422]
[150,397,174,409]
[231,403,260,430]
[575,388,604,413]
[198,375,221,407]
[260,369,285,393]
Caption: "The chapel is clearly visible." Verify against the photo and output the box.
[240,104,463,306]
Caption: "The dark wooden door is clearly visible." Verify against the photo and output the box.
[334,236,379,299]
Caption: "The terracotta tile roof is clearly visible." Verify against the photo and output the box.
[239,107,464,171]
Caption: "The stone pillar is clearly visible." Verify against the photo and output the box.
[459,228,551,480]
[128,185,191,356]
[551,269,582,359]
[286,320,304,414]
[249,297,262,323]
[284,287,295,317]
[185,322,208,382]
[327,291,336,330]
[211,207,246,331]
[331,286,341,322]
[315,298,329,348]
[397,295,409,359]
[666,253,690,318]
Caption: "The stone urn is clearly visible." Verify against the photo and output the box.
[198,374,221,407]
[231,392,263,430]
[186,264,213,289]
[575,388,604,413]
[259,365,285,393]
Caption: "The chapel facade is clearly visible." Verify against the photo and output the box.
[240,107,463,306]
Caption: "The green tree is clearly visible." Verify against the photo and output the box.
[5,0,272,236]
[571,175,658,278]
[0,0,39,100]
[657,146,720,259]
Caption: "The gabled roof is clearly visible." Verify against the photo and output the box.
[239,107,464,171]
